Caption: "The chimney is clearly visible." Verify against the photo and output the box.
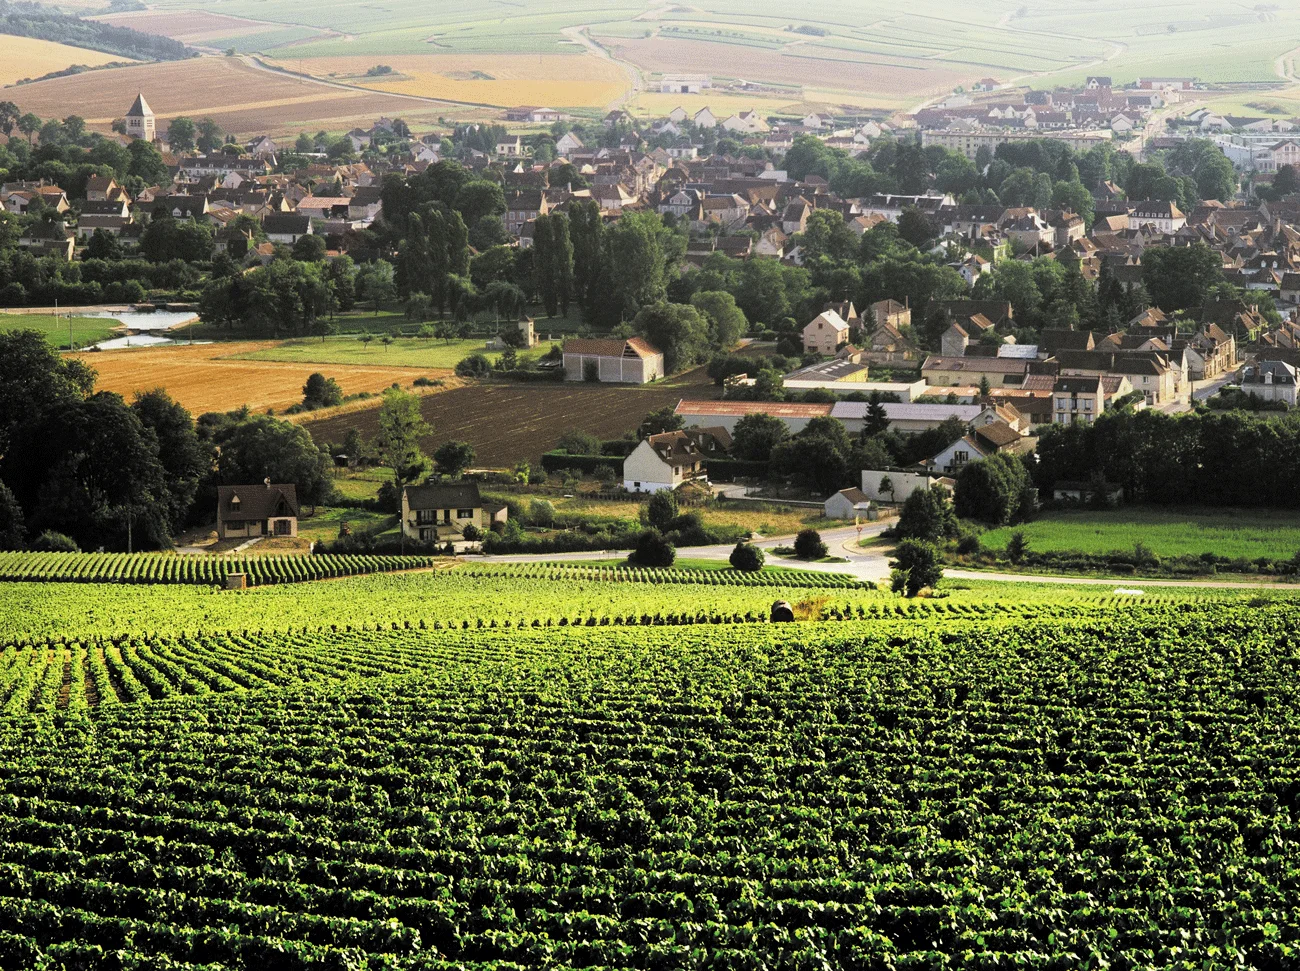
[265,477,271,489]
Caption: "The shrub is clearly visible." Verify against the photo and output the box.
[583,360,599,383]
[461,524,481,541]
[895,485,958,542]
[629,529,675,567]
[1006,530,1028,564]
[794,529,828,560]
[528,499,556,528]
[33,530,79,553]
[890,539,943,597]
[729,542,764,572]
[956,532,981,556]
[645,489,679,529]
[455,354,492,378]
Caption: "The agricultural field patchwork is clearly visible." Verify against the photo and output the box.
[0,34,132,87]
[273,54,629,109]
[232,335,547,370]
[1,567,1300,966]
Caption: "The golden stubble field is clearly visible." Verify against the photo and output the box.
[8,57,471,136]
[74,341,458,416]
[0,35,133,87]
[277,54,629,108]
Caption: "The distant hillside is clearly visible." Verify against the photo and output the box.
[0,0,191,62]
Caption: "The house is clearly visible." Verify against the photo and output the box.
[216,483,298,540]
[693,107,717,129]
[562,337,664,384]
[124,93,155,142]
[555,132,585,155]
[622,427,730,493]
[262,213,312,244]
[674,400,833,435]
[870,298,911,332]
[926,434,992,475]
[802,309,850,354]
[1241,360,1299,406]
[824,487,873,520]
[505,190,548,233]
[495,136,524,157]
[859,469,954,503]
[921,355,1032,387]
[1053,376,1105,424]
[18,221,75,260]
[401,482,483,542]
[1128,200,1186,233]
[84,175,123,203]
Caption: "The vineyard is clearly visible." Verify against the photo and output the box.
[0,597,1297,966]
[2,561,1300,967]
[0,551,438,587]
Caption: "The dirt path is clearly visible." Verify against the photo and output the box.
[561,25,642,111]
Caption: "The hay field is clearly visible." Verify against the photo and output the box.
[74,341,456,416]
[278,53,628,108]
[7,57,460,137]
[0,35,133,87]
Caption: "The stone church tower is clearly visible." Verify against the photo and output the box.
[124,93,155,141]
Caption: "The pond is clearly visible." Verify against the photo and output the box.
[83,308,200,349]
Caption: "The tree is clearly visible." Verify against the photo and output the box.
[433,440,475,478]
[85,228,123,261]
[196,118,224,154]
[17,113,40,145]
[878,474,895,503]
[638,407,684,439]
[800,209,857,263]
[1006,530,1029,564]
[0,330,94,459]
[0,481,26,550]
[130,389,209,537]
[453,180,506,227]
[770,434,850,495]
[127,138,169,184]
[375,388,431,500]
[569,200,605,317]
[605,211,668,317]
[645,489,679,529]
[794,528,828,560]
[731,412,789,462]
[1142,243,1223,312]
[863,394,890,438]
[1051,180,1095,226]
[293,234,328,262]
[729,541,764,572]
[954,454,1032,525]
[1274,165,1300,197]
[689,290,748,350]
[895,485,957,542]
[167,116,196,153]
[890,538,943,596]
[632,302,709,373]
[629,528,675,567]
[455,354,492,378]
[531,213,574,317]
[213,414,334,510]
[896,208,936,249]
[302,373,343,409]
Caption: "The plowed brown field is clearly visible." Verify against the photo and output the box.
[92,10,288,45]
[303,373,717,465]
[73,341,455,416]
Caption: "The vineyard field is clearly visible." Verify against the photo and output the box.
[1,603,1299,966]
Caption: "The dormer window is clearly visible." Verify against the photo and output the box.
[230,496,241,511]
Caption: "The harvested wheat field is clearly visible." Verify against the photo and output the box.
[8,57,459,137]
[74,341,456,416]
[280,54,628,108]
[0,35,134,87]
[92,9,300,46]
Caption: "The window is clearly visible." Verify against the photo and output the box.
[229,496,241,511]
[1083,399,1092,411]
[457,508,475,519]
[954,450,969,464]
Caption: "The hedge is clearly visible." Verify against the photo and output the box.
[540,451,624,475]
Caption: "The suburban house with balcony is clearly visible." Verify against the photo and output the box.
[622,428,731,494]
[402,482,484,542]
[1053,376,1105,424]
[216,483,299,540]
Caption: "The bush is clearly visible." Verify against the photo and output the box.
[461,524,481,541]
[890,539,943,597]
[557,429,602,454]
[455,354,492,378]
[645,489,679,529]
[794,528,827,560]
[729,542,765,572]
[33,530,79,552]
[956,531,981,556]
[528,499,556,528]
[1006,530,1028,564]
[583,360,599,382]
[895,486,958,542]
[628,529,675,567]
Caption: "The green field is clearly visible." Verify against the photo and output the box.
[229,335,548,369]
[0,312,119,350]
[2,561,1300,965]
[979,507,1300,561]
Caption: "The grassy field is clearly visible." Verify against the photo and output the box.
[0,313,120,350]
[0,34,133,87]
[231,335,546,369]
[979,508,1300,561]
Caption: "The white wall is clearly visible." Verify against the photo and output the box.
[860,469,945,502]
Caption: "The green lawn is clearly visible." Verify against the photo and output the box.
[0,313,120,350]
[979,508,1300,562]
[230,336,548,369]
[296,506,395,544]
